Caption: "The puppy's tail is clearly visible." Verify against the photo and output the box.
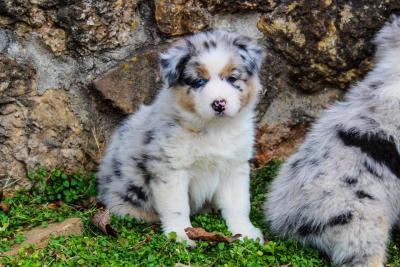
[373,14,400,50]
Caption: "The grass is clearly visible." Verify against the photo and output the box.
[0,162,399,266]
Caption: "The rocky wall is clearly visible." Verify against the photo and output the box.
[1,0,399,190]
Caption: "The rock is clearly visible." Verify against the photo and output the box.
[93,45,166,114]
[153,0,275,36]
[254,0,400,160]
[0,0,68,54]
[205,0,275,13]
[3,217,83,256]
[1,0,400,193]
[0,0,32,18]
[57,0,140,54]
[36,24,67,54]
[27,90,90,174]
[0,29,9,52]
[0,55,98,190]
[261,87,342,127]
[0,56,36,189]
[257,0,400,92]
[5,36,79,95]
[211,12,264,40]
[255,85,342,166]
[0,0,141,55]
[155,0,210,36]
[255,122,308,167]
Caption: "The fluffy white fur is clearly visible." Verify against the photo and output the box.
[265,16,400,267]
[97,30,264,245]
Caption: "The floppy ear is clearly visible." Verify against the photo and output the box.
[160,39,193,88]
[232,35,264,75]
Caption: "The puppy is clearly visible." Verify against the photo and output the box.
[97,30,264,245]
[265,16,400,267]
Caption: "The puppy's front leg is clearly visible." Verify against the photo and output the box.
[151,170,195,246]
[214,162,264,243]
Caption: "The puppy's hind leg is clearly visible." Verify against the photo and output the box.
[102,191,159,222]
[309,205,390,267]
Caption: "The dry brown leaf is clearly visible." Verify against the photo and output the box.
[47,203,58,209]
[91,208,118,237]
[185,227,241,244]
[0,202,10,213]
[3,191,15,199]
[47,201,63,209]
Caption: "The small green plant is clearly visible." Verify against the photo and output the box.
[27,168,96,204]
[3,162,400,266]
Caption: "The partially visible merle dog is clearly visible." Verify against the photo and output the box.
[265,16,400,267]
[97,30,264,245]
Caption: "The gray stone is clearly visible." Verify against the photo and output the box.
[211,12,264,40]
[6,37,78,95]
[0,29,9,52]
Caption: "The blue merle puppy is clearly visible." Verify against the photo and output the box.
[265,16,400,267]
[97,30,265,246]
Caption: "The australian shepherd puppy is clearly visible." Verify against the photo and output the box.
[265,16,400,267]
[97,30,264,245]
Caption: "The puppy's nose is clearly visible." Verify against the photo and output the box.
[211,99,226,113]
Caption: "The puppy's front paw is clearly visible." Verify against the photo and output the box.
[165,230,196,247]
[233,226,264,244]
[243,226,264,243]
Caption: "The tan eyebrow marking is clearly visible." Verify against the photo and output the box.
[219,62,236,79]
[197,64,210,79]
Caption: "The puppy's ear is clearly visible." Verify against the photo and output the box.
[160,39,193,88]
[232,35,264,75]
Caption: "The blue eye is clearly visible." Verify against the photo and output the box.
[227,76,237,84]
[192,79,207,88]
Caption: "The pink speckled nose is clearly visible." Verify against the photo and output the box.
[211,99,226,113]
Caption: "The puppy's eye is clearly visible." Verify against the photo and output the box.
[227,76,237,84]
[192,78,208,88]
